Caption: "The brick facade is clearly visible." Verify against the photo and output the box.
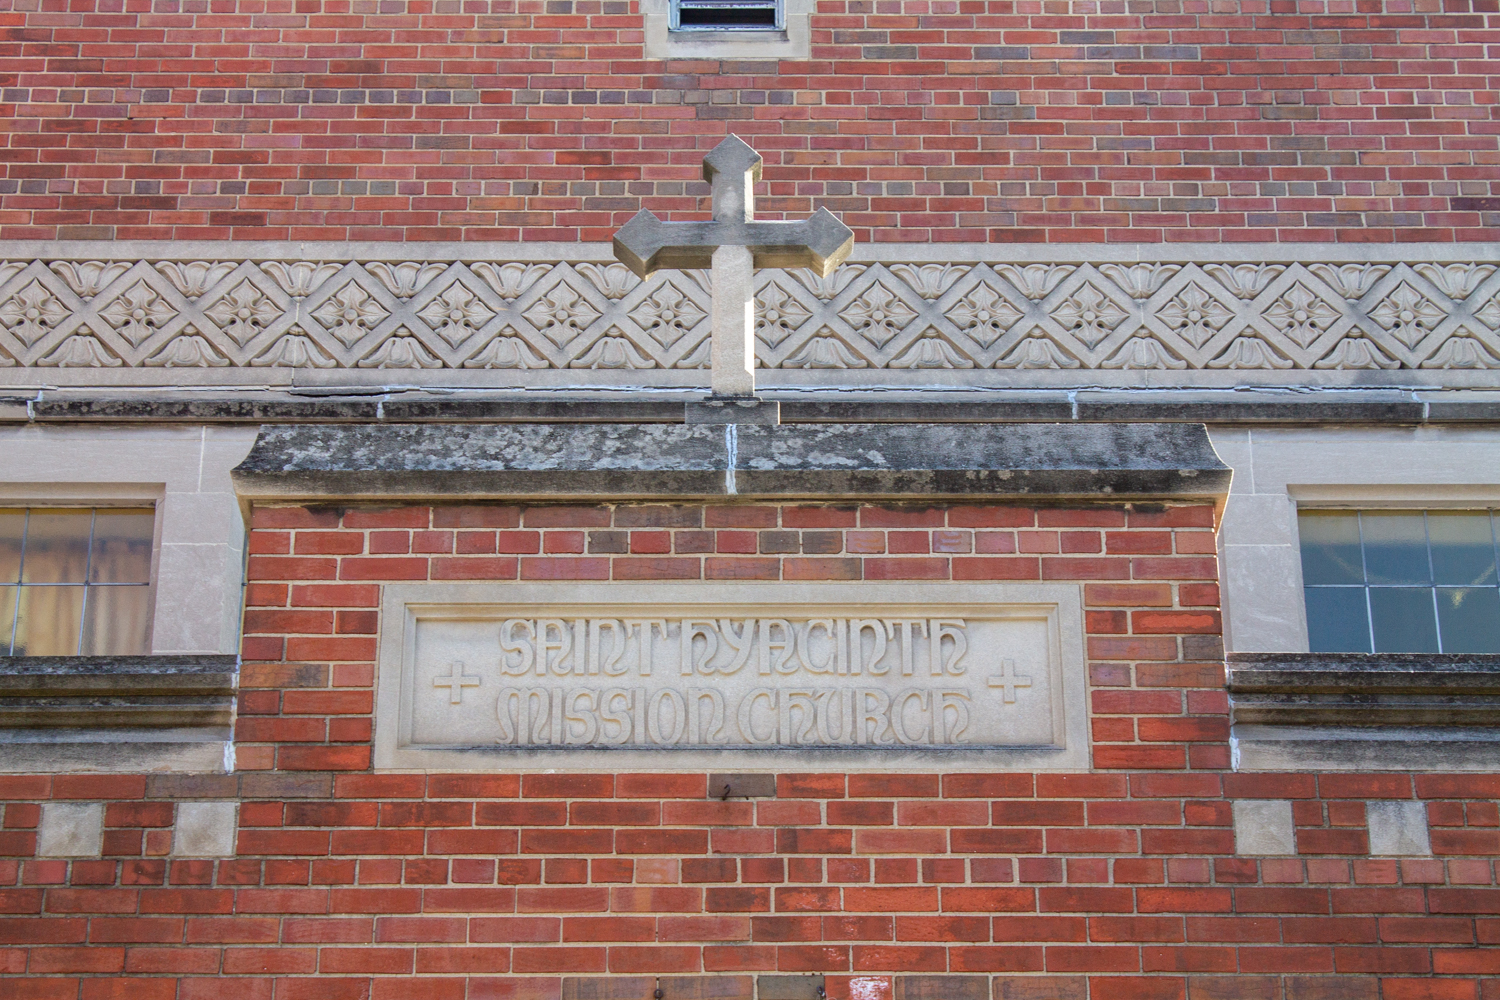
[0,502,1497,997]
[3,3,1499,243]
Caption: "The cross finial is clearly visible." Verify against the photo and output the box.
[612,135,855,397]
[703,135,761,223]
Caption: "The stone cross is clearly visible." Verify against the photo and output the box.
[433,660,481,705]
[987,659,1033,704]
[612,135,855,397]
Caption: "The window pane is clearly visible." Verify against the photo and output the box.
[1305,587,1371,653]
[14,584,84,656]
[1299,512,1365,585]
[89,509,154,584]
[20,510,93,584]
[1360,511,1431,585]
[0,586,15,655]
[1427,512,1498,586]
[1369,587,1440,653]
[81,585,150,655]
[1436,587,1500,654]
[0,510,22,584]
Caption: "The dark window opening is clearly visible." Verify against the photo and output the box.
[674,0,781,30]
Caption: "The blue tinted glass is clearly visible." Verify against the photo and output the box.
[1299,512,1365,585]
[1436,587,1500,654]
[1428,512,1498,586]
[1361,512,1431,585]
[1369,587,1440,653]
[1305,587,1371,653]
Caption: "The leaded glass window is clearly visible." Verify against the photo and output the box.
[0,507,154,656]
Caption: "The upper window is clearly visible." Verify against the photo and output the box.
[673,0,780,30]
[0,507,154,657]
[646,0,805,59]
[1299,509,1500,654]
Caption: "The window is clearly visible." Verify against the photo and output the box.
[1299,509,1500,654]
[673,0,780,30]
[645,0,806,58]
[0,507,154,656]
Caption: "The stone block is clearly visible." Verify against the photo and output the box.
[758,977,824,1000]
[37,802,104,857]
[1234,799,1295,855]
[174,801,238,857]
[1366,800,1431,857]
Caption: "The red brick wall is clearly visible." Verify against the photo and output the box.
[1,502,1498,999]
[2,3,1499,243]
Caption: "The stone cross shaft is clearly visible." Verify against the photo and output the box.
[612,135,855,397]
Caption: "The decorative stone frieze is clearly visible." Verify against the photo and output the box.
[4,244,1500,382]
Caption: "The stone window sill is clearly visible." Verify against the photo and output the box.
[0,655,239,772]
[1227,652,1500,771]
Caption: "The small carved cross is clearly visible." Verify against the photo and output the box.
[433,660,481,705]
[987,659,1033,704]
[612,135,855,397]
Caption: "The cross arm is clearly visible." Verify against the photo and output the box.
[612,208,855,278]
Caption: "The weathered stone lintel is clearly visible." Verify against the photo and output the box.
[231,421,1231,502]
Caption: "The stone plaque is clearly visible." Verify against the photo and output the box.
[375,583,1087,770]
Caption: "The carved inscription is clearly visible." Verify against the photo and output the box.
[407,609,1062,750]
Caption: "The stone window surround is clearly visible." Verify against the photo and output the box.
[1209,426,1500,656]
[0,425,256,658]
[643,0,809,60]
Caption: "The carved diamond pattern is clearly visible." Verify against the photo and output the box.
[756,278,814,348]
[522,282,602,349]
[0,279,71,348]
[416,281,496,348]
[948,282,1024,349]
[1157,282,1236,350]
[844,281,919,349]
[97,279,178,348]
[204,279,282,347]
[1475,292,1500,331]
[1052,281,1130,350]
[628,280,707,350]
[311,282,389,347]
[1368,280,1447,350]
[1263,282,1342,350]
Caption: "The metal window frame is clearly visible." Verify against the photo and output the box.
[670,0,783,31]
